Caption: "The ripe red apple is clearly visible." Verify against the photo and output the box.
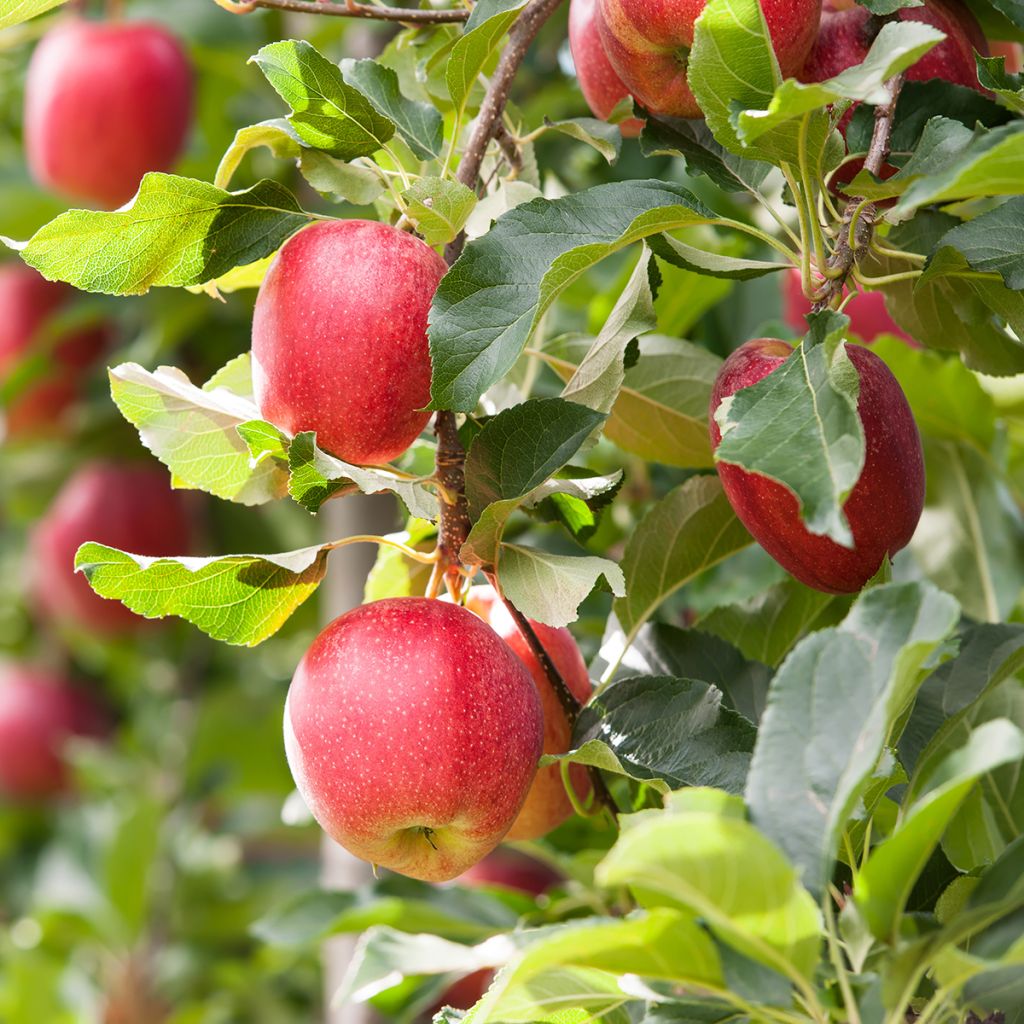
[800,0,989,95]
[782,267,918,346]
[595,0,822,118]
[990,40,1023,73]
[0,664,105,799]
[568,0,644,137]
[283,597,544,882]
[252,221,446,467]
[458,585,592,840]
[709,338,925,593]
[0,264,108,438]
[458,846,563,895]
[25,18,192,209]
[31,462,192,633]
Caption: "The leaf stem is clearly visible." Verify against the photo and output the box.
[851,268,922,287]
[781,164,814,295]
[825,896,862,1024]
[210,0,470,22]
[798,112,828,271]
[325,534,439,564]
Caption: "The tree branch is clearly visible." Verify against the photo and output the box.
[812,70,905,313]
[212,0,470,24]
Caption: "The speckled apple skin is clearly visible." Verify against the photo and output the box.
[0,665,105,798]
[32,462,192,633]
[596,0,822,118]
[459,585,593,840]
[283,598,544,882]
[710,338,925,594]
[0,264,108,436]
[569,0,644,136]
[801,1,988,91]
[252,221,446,467]
[782,267,918,347]
[25,19,192,209]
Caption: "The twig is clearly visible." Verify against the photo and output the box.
[811,70,905,313]
[433,410,472,596]
[211,0,470,24]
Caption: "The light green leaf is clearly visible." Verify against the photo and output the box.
[0,0,67,28]
[446,1,527,112]
[214,118,302,190]
[6,174,314,295]
[108,360,290,506]
[251,39,395,159]
[298,151,386,205]
[74,542,331,646]
[402,177,477,246]
[541,117,623,163]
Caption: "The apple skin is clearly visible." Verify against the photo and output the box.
[252,221,447,467]
[800,1,989,93]
[459,585,592,840]
[283,597,544,882]
[25,19,192,210]
[0,264,108,437]
[31,462,192,633]
[0,664,105,799]
[458,846,563,895]
[596,0,822,118]
[568,0,644,137]
[782,267,918,347]
[990,40,1023,73]
[709,338,925,594]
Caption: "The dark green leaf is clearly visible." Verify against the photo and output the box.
[933,196,1024,290]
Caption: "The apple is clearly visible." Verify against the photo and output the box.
[800,1,989,95]
[25,18,192,209]
[990,40,1023,73]
[458,585,593,840]
[458,845,563,895]
[782,267,918,346]
[568,0,644,137]
[421,970,494,1022]
[31,462,192,633]
[0,664,105,799]
[283,597,544,882]
[595,0,821,118]
[709,338,925,593]
[0,264,108,438]
[252,221,447,467]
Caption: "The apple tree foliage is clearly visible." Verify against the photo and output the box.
[1,0,1024,1020]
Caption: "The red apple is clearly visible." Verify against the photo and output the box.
[0,264,108,438]
[568,0,644,136]
[25,18,192,209]
[458,846,564,895]
[0,664,105,799]
[782,267,918,346]
[990,40,1023,73]
[283,598,544,882]
[709,338,925,593]
[252,221,446,467]
[596,0,822,119]
[458,585,593,840]
[800,1,989,95]
[31,462,192,633]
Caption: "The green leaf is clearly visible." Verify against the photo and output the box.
[714,311,864,546]
[251,40,395,160]
[108,360,290,506]
[104,798,162,941]
[858,0,924,12]
[596,806,822,980]
[0,0,67,28]
[698,577,844,669]
[73,542,331,646]
[428,180,727,412]
[856,719,1024,940]
[745,582,960,897]
[214,118,302,189]
[542,117,623,163]
[287,432,437,521]
[6,174,314,295]
[298,151,386,205]
[464,398,606,519]
[340,57,444,160]
[648,233,789,280]
[613,476,753,648]
[933,196,1024,291]
[976,52,1024,115]
[402,177,477,246]
[497,545,625,629]
[564,675,757,794]
[736,21,943,142]
[446,0,527,112]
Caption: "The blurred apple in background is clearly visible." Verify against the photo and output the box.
[457,845,564,896]
[989,39,1023,73]
[25,18,192,209]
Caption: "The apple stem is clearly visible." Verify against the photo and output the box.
[210,0,470,22]
[811,68,905,314]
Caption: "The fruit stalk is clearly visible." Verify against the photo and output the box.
[812,68,905,312]
[211,0,471,22]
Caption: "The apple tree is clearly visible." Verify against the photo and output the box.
[1,0,1024,1019]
